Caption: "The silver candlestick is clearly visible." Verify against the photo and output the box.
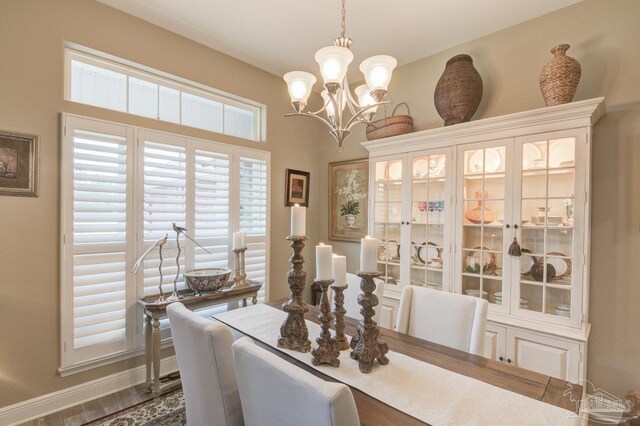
[311,279,340,367]
[278,235,311,352]
[330,283,350,350]
[232,247,249,289]
[350,271,389,373]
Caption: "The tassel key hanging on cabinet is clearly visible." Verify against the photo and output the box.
[508,224,522,256]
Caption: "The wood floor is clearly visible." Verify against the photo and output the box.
[20,381,180,426]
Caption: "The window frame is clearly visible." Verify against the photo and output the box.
[60,113,270,375]
[64,45,266,142]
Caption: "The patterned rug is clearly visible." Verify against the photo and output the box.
[85,389,186,426]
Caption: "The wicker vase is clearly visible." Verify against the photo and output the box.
[434,54,483,126]
[539,44,581,106]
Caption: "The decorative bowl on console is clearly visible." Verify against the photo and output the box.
[184,268,232,295]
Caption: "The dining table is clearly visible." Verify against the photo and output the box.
[213,299,582,426]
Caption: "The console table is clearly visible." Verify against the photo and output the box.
[137,281,262,397]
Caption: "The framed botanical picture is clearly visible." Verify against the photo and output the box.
[329,158,369,241]
[285,168,310,206]
[0,130,39,197]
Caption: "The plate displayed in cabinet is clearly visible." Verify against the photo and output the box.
[546,252,572,281]
[467,148,503,174]
[416,242,442,264]
[413,158,430,179]
[464,247,497,275]
[520,249,538,277]
[387,161,403,180]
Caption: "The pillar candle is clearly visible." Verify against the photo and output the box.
[316,243,333,280]
[291,204,306,236]
[360,236,378,273]
[233,231,246,249]
[332,254,347,287]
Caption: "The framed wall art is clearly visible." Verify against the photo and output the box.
[329,158,369,242]
[0,130,39,197]
[285,168,310,206]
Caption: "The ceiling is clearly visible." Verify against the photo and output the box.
[98,0,582,83]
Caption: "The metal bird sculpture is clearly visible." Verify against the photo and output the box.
[173,223,213,255]
[170,223,188,301]
[131,233,169,303]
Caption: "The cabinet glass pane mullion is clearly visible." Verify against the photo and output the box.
[411,154,447,291]
[519,137,576,318]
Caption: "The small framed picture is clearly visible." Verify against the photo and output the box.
[285,168,310,207]
[0,130,39,197]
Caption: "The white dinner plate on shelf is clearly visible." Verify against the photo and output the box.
[413,158,429,179]
[388,161,403,180]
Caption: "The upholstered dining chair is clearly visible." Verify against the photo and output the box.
[342,272,385,323]
[232,337,360,426]
[167,302,244,426]
[395,286,488,356]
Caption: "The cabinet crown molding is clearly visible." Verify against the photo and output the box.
[362,97,605,155]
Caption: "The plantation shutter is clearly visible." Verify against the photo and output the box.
[62,114,270,370]
[62,117,133,365]
[194,149,230,269]
[239,156,269,302]
[140,134,187,299]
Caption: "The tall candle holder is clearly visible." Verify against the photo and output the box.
[311,279,340,367]
[232,247,249,289]
[350,271,389,373]
[278,236,311,352]
[330,283,350,350]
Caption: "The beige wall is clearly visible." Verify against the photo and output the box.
[0,0,325,408]
[319,0,640,398]
[1,0,638,411]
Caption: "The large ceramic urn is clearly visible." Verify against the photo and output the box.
[434,54,483,126]
[539,44,581,106]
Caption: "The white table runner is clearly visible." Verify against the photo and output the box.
[213,304,579,426]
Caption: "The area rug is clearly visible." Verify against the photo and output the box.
[84,389,186,426]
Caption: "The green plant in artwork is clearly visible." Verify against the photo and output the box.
[340,199,360,216]
[336,169,366,228]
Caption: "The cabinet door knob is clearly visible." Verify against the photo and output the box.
[499,356,504,362]
[507,358,512,364]
[514,224,519,229]
[505,224,511,229]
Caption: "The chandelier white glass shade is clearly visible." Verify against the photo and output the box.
[283,0,397,151]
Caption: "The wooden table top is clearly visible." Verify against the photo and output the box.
[225,300,580,426]
[137,281,262,311]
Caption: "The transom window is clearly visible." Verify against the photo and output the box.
[65,47,265,142]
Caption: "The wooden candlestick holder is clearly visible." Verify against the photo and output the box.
[277,236,311,352]
[232,247,248,289]
[330,283,350,350]
[350,271,389,373]
[311,279,340,367]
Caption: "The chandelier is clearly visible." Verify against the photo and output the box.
[283,0,397,151]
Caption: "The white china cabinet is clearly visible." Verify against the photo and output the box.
[364,98,605,383]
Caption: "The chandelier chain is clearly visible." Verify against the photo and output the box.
[340,0,346,38]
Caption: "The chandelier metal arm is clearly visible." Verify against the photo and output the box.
[344,101,391,130]
[284,111,340,134]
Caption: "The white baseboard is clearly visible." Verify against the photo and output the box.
[0,356,178,426]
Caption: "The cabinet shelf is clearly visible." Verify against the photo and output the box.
[411,264,444,272]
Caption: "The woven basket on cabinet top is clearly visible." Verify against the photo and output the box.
[365,103,414,141]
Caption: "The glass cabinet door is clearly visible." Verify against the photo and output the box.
[514,133,584,325]
[372,158,404,288]
[409,150,452,292]
[457,142,512,311]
